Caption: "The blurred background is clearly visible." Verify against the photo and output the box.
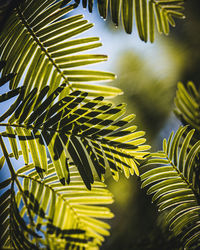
[1,0,200,249]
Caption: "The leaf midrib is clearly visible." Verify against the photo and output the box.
[0,122,134,159]
[17,174,97,234]
[15,4,70,89]
[164,152,200,205]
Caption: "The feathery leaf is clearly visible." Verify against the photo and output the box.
[174,81,200,134]
[1,85,150,187]
[0,0,120,97]
[77,0,185,42]
[141,126,200,248]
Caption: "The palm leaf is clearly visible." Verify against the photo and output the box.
[140,126,200,248]
[174,81,200,134]
[0,187,41,249]
[1,84,150,189]
[77,0,185,42]
[15,162,113,248]
[0,0,121,98]
[0,163,111,249]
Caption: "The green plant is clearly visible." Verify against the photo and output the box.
[174,81,200,134]
[141,82,200,249]
[76,0,185,42]
[0,0,149,248]
[1,0,200,249]
[141,126,200,248]
[0,50,149,249]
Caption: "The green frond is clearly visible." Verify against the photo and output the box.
[77,0,185,42]
[20,163,114,247]
[174,81,200,134]
[140,126,200,248]
[0,0,120,97]
[1,85,150,188]
[0,162,114,249]
[0,185,41,249]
